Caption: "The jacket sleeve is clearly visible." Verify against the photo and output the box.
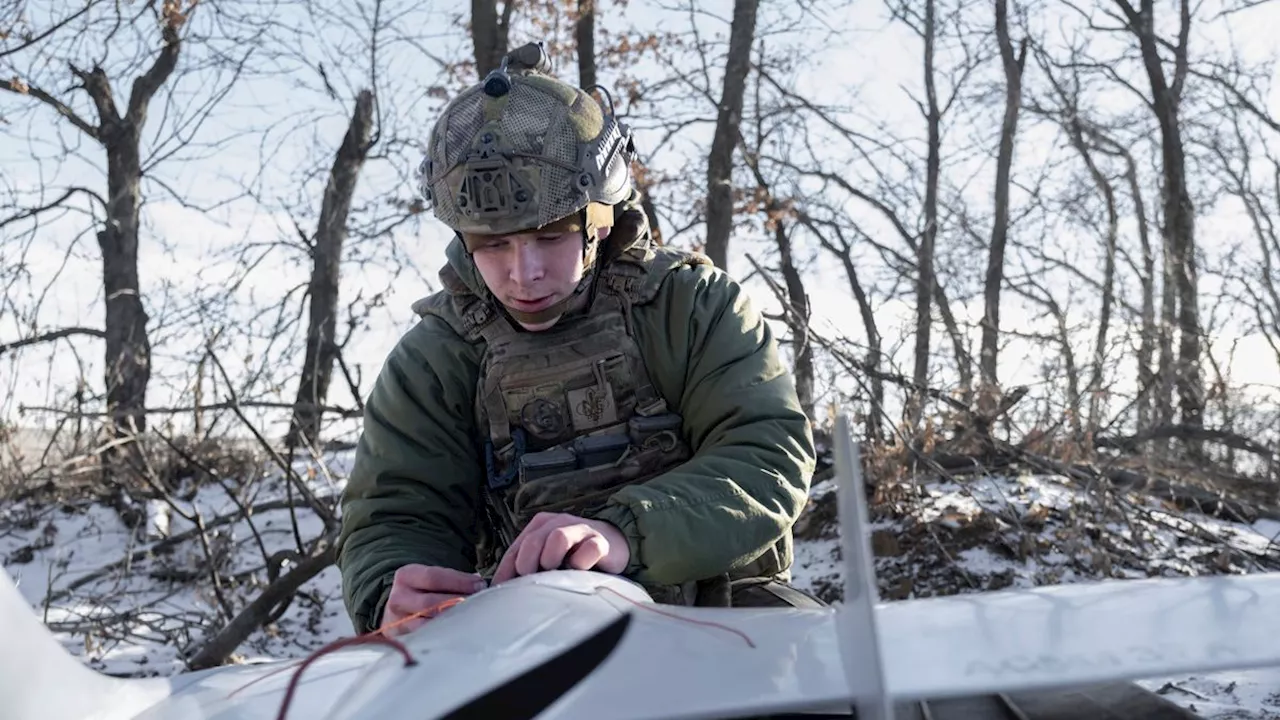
[336,316,484,633]
[588,263,816,586]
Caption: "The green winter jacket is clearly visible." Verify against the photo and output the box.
[336,221,816,634]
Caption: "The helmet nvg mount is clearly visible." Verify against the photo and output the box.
[415,41,636,246]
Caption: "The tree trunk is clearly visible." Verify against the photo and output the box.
[935,280,974,401]
[286,90,376,450]
[979,0,1027,398]
[703,0,759,271]
[836,243,884,442]
[911,0,940,430]
[575,0,596,90]
[66,23,181,507]
[802,215,884,442]
[1063,120,1119,433]
[1120,0,1202,435]
[1157,222,1178,426]
[774,221,814,421]
[569,0,666,242]
[1054,298,1084,440]
[99,138,152,456]
[1088,164,1119,435]
[471,0,512,79]
[1122,152,1157,432]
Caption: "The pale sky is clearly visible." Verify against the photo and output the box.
[2,0,1278,438]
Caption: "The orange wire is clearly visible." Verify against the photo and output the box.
[371,595,467,637]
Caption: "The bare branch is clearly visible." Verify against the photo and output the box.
[0,3,99,59]
[0,327,105,358]
[0,186,108,230]
[0,78,100,139]
[126,18,183,124]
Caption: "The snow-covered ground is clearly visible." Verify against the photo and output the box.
[2,449,1279,717]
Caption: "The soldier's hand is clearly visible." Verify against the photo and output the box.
[380,564,486,636]
[492,512,630,584]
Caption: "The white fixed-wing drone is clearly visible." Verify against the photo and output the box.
[3,415,1279,720]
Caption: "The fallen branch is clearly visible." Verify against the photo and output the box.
[1155,682,1211,701]
[184,533,338,671]
[1096,424,1276,460]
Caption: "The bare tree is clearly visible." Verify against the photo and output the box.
[1110,141,1160,431]
[285,89,377,449]
[913,0,942,432]
[565,0,664,240]
[1027,46,1121,434]
[1112,0,1204,432]
[773,220,815,421]
[703,0,760,271]
[868,0,950,431]
[0,2,225,512]
[799,212,886,440]
[978,0,1028,403]
[1209,113,1280,380]
[1008,271,1086,439]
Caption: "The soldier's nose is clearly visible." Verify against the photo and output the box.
[510,241,546,285]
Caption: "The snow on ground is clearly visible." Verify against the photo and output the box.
[1,450,356,676]
[2,452,1279,717]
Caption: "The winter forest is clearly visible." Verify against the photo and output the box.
[2,0,1280,716]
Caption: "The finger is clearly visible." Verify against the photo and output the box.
[385,586,422,620]
[524,512,558,532]
[386,587,437,620]
[392,564,437,591]
[396,565,484,594]
[493,534,525,584]
[385,590,464,632]
[564,534,609,571]
[515,525,553,577]
[539,524,591,571]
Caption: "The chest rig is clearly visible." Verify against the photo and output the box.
[472,274,687,558]
[414,231,714,602]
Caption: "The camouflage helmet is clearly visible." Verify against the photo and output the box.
[415,42,636,239]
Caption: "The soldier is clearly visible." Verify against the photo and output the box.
[336,42,820,637]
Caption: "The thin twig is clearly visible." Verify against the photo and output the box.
[204,346,339,531]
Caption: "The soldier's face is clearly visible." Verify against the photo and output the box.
[470,228,587,331]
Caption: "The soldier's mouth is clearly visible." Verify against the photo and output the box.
[509,295,555,312]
